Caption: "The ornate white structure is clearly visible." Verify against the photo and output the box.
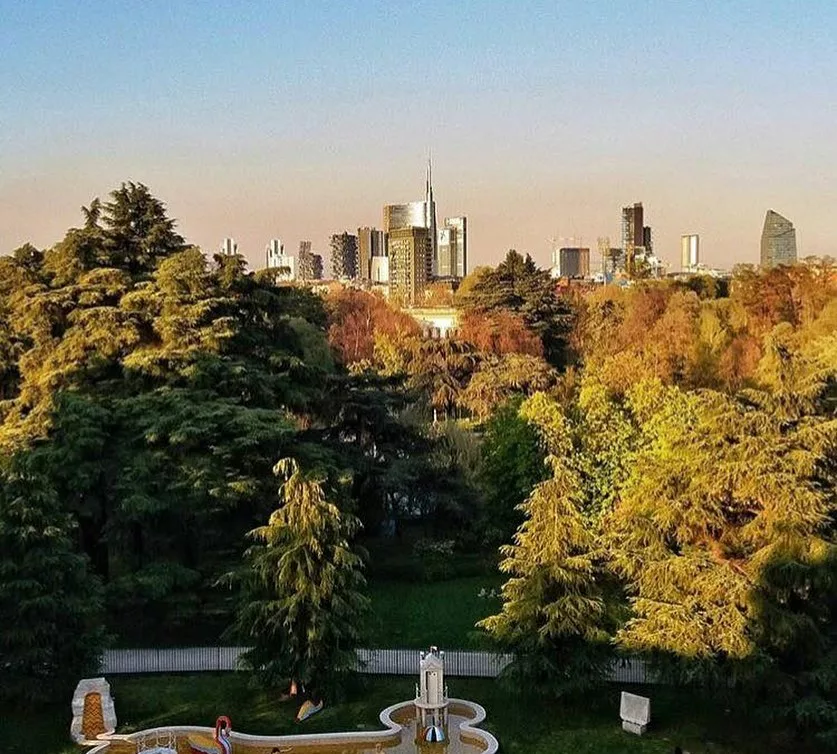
[415,646,449,742]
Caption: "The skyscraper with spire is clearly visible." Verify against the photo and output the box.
[383,158,438,281]
[425,155,438,273]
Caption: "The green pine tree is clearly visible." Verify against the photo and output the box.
[479,428,611,693]
[230,458,369,697]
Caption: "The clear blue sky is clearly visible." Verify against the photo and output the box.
[1,0,835,270]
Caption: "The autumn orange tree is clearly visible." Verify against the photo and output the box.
[457,308,543,356]
[325,288,419,365]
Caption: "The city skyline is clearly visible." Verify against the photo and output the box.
[2,2,836,270]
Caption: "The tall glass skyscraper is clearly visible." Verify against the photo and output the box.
[760,210,797,268]
[382,160,437,277]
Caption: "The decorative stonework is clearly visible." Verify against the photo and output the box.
[71,678,117,744]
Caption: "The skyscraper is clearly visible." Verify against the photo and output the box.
[383,202,427,233]
[760,210,797,268]
[622,203,644,249]
[311,253,324,280]
[265,239,295,281]
[642,225,653,253]
[425,158,437,270]
[297,240,315,281]
[681,234,699,271]
[357,227,386,281]
[266,238,284,267]
[555,248,591,278]
[621,202,654,276]
[220,237,238,256]
[388,226,431,307]
[437,216,467,278]
[383,159,437,275]
[330,232,359,279]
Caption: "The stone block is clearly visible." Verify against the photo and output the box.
[622,719,648,735]
[620,691,650,736]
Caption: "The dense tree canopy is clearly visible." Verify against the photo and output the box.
[0,457,104,705]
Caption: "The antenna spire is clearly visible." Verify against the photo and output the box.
[426,150,432,199]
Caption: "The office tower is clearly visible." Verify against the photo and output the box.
[220,237,238,256]
[388,226,431,306]
[621,202,645,274]
[437,216,467,278]
[330,232,359,279]
[556,248,591,278]
[681,234,700,271]
[383,202,427,232]
[425,158,438,269]
[311,253,324,280]
[358,227,386,281]
[760,210,797,268]
[622,203,644,248]
[437,227,456,278]
[297,240,315,281]
[642,226,653,253]
[383,159,438,274]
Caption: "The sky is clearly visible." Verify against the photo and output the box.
[1,0,836,272]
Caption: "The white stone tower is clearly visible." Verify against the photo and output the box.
[415,646,449,742]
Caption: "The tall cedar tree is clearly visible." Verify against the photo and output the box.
[231,458,369,696]
[480,393,612,694]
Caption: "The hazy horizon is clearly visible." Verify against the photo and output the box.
[2,1,835,272]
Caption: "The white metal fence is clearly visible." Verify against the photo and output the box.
[100,647,652,683]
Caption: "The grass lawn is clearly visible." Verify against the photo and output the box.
[366,574,504,648]
[9,673,808,754]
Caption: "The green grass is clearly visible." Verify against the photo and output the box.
[7,673,807,754]
[367,574,504,648]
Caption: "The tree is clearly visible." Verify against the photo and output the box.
[479,398,547,546]
[457,308,543,357]
[403,339,480,420]
[607,384,837,741]
[457,250,574,366]
[326,288,420,365]
[0,189,336,643]
[101,182,185,275]
[479,396,611,693]
[0,459,104,706]
[231,458,369,696]
[458,353,558,420]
